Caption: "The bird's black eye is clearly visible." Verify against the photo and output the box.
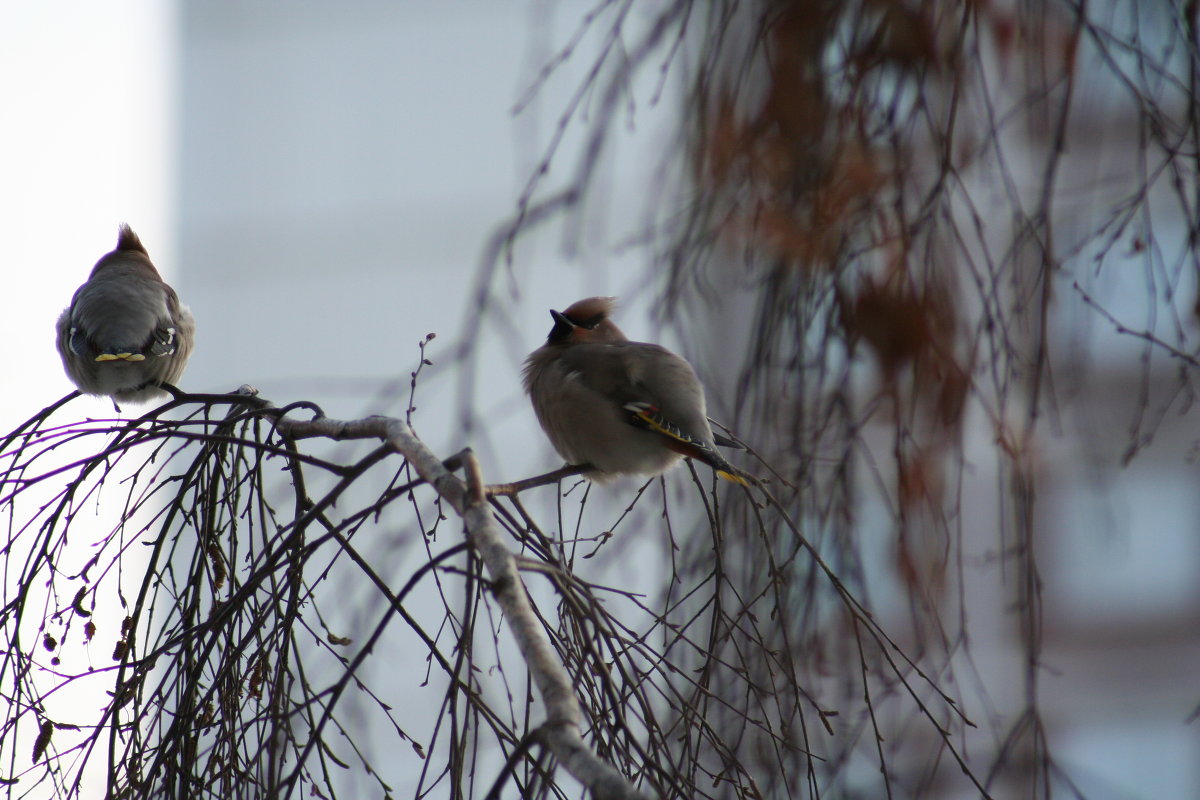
[579,314,605,330]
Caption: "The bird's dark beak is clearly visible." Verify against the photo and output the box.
[548,309,575,343]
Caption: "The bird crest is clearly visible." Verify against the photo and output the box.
[560,296,617,326]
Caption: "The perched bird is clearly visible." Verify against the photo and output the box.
[56,225,195,405]
[523,296,747,485]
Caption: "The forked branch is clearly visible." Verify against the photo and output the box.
[267,398,652,800]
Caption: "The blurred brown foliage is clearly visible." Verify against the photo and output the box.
[494,0,1200,795]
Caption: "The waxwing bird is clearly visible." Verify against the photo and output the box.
[523,296,748,485]
[56,225,195,405]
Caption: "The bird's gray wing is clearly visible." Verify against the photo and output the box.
[553,342,716,445]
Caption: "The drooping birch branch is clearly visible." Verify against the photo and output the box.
[255,391,652,800]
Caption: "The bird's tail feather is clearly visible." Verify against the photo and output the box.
[624,403,753,486]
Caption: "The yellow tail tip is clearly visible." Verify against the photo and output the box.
[717,469,751,486]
